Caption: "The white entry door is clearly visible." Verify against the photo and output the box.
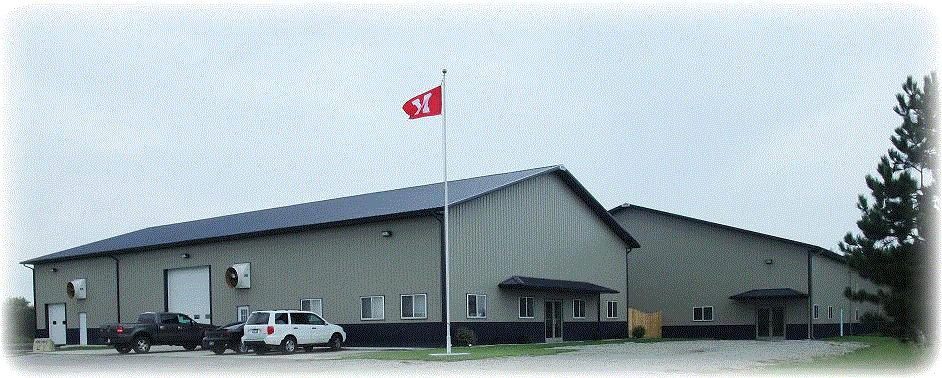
[167,266,211,324]
[79,312,87,345]
[48,303,66,345]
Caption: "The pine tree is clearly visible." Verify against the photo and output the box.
[840,73,937,343]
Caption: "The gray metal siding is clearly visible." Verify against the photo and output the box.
[35,216,441,328]
[616,208,811,327]
[450,172,627,323]
[33,256,117,330]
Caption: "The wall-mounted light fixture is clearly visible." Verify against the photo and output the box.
[180,253,191,259]
[49,268,58,273]
[764,259,774,265]
[381,230,393,238]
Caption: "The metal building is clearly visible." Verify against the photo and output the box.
[22,165,639,346]
[609,204,882,340]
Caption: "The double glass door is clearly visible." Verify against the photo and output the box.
[756,306,785,339]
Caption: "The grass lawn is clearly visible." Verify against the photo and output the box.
[348,338,639,362]
[767,336,937,375]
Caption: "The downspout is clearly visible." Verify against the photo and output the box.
[108,255,120,323]
[433,212,446,347]
[626,246,631,335]
[21,264,36,338]
[807,248,813,340]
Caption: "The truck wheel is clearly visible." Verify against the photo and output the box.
[212,344,227,354]
[115,345,132,354]
[280,337,297,354]
[132,335,151,354]
[328,333,343,351]
[236,341,249,354]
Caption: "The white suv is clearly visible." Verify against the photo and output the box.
[242,310,346,354]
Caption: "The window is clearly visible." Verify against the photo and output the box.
[246,312,268,325]
[237,306,249,322]
[606,301,618,319]
[300,298,323,316]
[401,294,427,319]
[467,294,486,319]
[828,306,833,320]
[310,313,326,326]
[361,296,385,320]
[137,313,156,324]
[160,313,179,324]
[573,299,586,319]
[813,304,819,319]
[693,306,714,321]
[290,312,309,324]
[274,312,288,324]
[518,297,534,319]
[856,309,860,321]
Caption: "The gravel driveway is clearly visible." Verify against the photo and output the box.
[6,339,870,376]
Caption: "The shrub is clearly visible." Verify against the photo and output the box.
[454,327,477,346]
[632,325,646,339]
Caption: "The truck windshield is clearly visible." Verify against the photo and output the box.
[245,312,269,325]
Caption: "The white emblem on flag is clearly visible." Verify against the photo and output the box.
[411,92,433,116]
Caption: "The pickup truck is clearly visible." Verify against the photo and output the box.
[100,312,215,354]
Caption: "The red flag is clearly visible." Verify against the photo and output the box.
[403,86,442,119]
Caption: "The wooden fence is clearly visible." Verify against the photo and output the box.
[628,308,662,338]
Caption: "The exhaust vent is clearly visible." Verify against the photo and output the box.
[68,279,87,300]
[226,263,251,289]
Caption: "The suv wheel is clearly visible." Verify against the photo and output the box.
[132,335,151,354]
[280,337,298,354]
[328,333,343,351]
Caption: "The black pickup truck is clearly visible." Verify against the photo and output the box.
[100,312,216,354]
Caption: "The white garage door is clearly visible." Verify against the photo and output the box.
[167,266,211,324]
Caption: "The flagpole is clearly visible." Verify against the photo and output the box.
[441,68,452,355]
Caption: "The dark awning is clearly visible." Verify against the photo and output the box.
[730,288,808,301]
[498,276,619,294]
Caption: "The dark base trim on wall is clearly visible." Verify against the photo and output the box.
[665,323,870,340]
[32,328,105,345]
[662,324,756,340]
[338,321,628,347]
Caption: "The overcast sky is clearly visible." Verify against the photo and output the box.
[2,4,938,302]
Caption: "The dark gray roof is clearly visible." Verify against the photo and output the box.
[24,165,638,264]
[498,276,619,294]
[730,288,808,301]
[609,204,845,264]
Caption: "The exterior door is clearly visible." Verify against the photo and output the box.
[79,312,87,345]
[48,303,66,345]
[310,313,330,344]
[757,306,785,340]
[545,301,563,342]
[166,266,211,324]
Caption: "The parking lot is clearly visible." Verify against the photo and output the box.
[3,339,876,376]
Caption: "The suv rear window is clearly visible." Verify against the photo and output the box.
[246,312,269,325]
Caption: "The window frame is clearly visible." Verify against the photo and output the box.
[573,299,586,319]
[360,295,385,321]
[606,300,618,319]
[692,306,714,322]
[518,297,534,319]
[400,293,428,320]
[237,305,249,322]
[467,294,487,319]
[300,298,323,317]
[813,304,820,319]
